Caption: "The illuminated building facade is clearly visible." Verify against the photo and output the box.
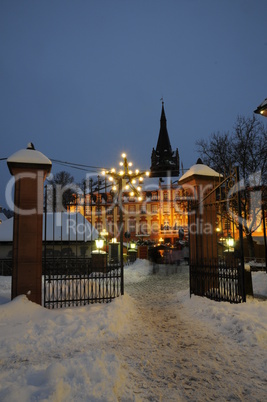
[69,181,189,245]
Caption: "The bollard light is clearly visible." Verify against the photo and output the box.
[130,242,136,250]
[96,238,104,251]
[226,235,234,248]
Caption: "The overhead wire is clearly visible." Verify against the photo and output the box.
[50,158,108,173]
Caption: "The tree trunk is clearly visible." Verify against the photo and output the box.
[246,232,255,259]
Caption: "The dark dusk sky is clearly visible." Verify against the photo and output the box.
[1,0,267,208]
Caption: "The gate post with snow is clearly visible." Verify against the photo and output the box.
[179,160,222,296]
[7,144,52,305]
[179,159,222,263]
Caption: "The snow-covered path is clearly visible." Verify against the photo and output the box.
[0,263,267,401]
[110,265,267,401]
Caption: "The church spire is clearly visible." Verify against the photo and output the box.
[156,101,172,156]
[150,101,180,178]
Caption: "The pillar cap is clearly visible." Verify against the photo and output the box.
[7,144,52,175]
[178,162,222,185]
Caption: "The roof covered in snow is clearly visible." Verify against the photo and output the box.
[179,163,222,183]
[0,212,98,242]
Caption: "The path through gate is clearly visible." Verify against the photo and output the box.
[188,167,246,303]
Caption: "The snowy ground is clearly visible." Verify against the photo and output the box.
[0,260,267,401]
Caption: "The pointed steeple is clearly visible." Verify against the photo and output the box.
[156,102,172,156]
[150,101,180,178]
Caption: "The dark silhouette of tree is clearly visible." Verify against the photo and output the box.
[46,171,79,212]
[196,115,267,257]
[196,115,266,182]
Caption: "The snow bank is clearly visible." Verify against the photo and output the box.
[0,276,11,304]
[124,258,153,283]
[0,293,136,401]
[0,264,266,401]
[179,271,267,349]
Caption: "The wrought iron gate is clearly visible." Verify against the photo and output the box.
[189,167,246,303]
[43,184,122,308]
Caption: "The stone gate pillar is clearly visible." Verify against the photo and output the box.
[178,159,221,262]
[7,143,52,305]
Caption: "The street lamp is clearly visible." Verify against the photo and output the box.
[130,241,136,250]
[226,234,234,248]
[95,238,104,252]
[100,228,109,265]
[100,228,109,238]
[102,153,149,294]
[128,240,137,263]
[254,100,267,271]
[254,98,267,117]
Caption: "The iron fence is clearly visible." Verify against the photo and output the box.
[43,183,123,308]
[190,258,244,303]
[43,257,121,308]
[0,259,12,276]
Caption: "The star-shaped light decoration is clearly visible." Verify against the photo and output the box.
[102,152,150,200]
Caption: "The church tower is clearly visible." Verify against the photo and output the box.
[150,101,180,177]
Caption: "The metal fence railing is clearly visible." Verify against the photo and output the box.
[0,259,12,276]
[190,258,244,303]
[43,257,121,309]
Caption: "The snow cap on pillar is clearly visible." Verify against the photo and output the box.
[7,143,52,175]
[178,158,222,185]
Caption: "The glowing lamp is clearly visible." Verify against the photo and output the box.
[226,235,234,248]
[100,229,109,237]
[96,239,104,250]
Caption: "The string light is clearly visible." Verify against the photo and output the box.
[102,152,149,200]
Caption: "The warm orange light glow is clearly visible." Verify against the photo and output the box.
[96,239,104,249]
